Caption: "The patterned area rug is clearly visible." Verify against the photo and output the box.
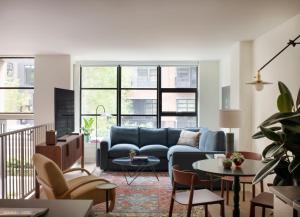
[92,172,206,217]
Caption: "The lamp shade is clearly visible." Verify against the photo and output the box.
[219,109,241,128]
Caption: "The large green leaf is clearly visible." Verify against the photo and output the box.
[253,158,281,184]
[296,88,300,109]
[260,126,282,142]
[278,81,294,105]
[266,143,284,158]
[252,127,281,139]
[282,121,300,133]
[260,112,300,127]
[289,156,300,173]
[277,93,294,112]
[262,143,277,158]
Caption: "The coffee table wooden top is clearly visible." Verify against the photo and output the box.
[270,186,300,206]
[0,199,92,217]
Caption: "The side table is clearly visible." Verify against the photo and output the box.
[97,183,117,213]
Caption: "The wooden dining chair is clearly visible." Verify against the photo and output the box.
[221,151,264,205]
[249,191,273,217]
[169,165,225,217]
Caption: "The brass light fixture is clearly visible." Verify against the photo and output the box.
[247,34,300,91]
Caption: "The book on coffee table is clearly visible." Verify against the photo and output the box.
[0,207,49,217]
[132,156,149,162]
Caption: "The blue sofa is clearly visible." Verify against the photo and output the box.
[100,126,225,180]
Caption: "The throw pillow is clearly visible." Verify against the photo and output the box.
[177,130,201,147]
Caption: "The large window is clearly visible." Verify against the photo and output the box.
[160,66,197,128]
[0,58,35,132]
[80,64,198,132]
[81,66,118,138]
[121,66,157,128]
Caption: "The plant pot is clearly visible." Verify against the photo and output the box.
[233,158,244,167]
[84,134,90,143]
[223,161,232,169]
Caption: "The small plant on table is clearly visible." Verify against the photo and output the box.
[230,152,245,167]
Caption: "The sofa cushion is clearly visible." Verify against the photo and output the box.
[167,128,202,147]
[139,128,168,147]
[139,144,168,158]
[167,128,182,147]
[108,144,139,158]
[177,130,200,147]
[167,145,201,160]
[110,126,139,146]
[204,131,226,152]
[199,128,209,151]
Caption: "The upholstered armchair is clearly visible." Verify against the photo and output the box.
[32,153,116,211]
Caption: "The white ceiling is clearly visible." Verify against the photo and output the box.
[0,0,300,60]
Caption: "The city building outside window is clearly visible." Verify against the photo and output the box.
[0,58,34,133]
[80,64,198,132]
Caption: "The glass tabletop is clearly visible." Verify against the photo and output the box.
[112,156,160,167]
[192,159,265,177]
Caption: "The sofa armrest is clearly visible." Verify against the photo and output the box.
[100,139,111,170]
[171,151,207,169]
[168,151,207,181]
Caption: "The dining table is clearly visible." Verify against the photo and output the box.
[193,158,265,217]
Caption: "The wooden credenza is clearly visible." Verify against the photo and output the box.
[35,134,84,198]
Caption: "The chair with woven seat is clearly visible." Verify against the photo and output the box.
[169,165,225,217]
[32,153,116,211]
[221,151,264,205]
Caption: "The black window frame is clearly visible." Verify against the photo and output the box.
[79,64,198,128]
[158,65,198,128]
[80,65,119,127]
[120,65,158,128]
[0,57,35,115]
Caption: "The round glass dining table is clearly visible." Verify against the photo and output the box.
[192,158,265,217]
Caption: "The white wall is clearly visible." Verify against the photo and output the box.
[220,43,240,108]
[199,60,220,130]
[252,13,300,153]
[239,41,253,151]
[219,13,300,153]
[219,41,253,151]
[34,55,72,125]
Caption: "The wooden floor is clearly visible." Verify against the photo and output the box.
[208,191,272,217]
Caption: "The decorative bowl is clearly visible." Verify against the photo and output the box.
[230,152,245,167]
[232,158,244,167]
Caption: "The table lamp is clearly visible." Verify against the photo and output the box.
[219,109,242,153]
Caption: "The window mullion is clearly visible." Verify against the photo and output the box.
[157,65,161,128]
[117,65,121,126]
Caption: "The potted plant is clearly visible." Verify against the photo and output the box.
[223,158,233,169]
[129,150,136,161]
[230,152,245,167]
[252,81,300,186]
[81,117,94,143]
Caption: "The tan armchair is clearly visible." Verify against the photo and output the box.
[32,153,115,211]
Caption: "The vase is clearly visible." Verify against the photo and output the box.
[233,158,244,167]
[84,135,90,143]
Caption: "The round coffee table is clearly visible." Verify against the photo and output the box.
[112,156,160,185]
[192,158,265,217]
